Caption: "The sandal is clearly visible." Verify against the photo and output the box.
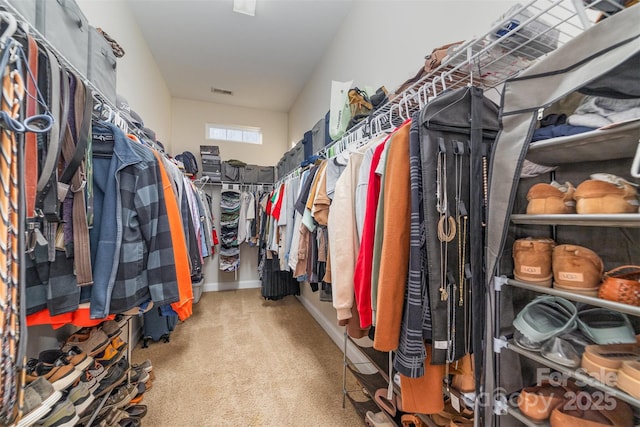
[616,361,640,399]
[581,343,640,386]
[513,296,577,350]
[577,308,636,345]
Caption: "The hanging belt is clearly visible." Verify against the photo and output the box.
[59,77,93,286]
[24,35,38,220]
[38,49,69,196]
[36,47,67,223]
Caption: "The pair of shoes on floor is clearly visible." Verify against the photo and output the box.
[365,411,394,427]
[90,405,145,427]
[513,238,603,295]
[526,174,639,215]
[132,359,155,381]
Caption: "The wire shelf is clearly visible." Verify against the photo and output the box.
[312,0,627,166]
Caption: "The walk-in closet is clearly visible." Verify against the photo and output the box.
[0,0,639,426]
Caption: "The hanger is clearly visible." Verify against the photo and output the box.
[0,12,17,48]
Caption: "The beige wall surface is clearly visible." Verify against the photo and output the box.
[288,0,516,145]
[77,0,172,146]
[171,98,288,285]
[170,97,289,168]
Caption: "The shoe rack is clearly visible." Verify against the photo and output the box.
[341,332,402,427]
[342,333,475,427]
[83,315,135,427]
[491,38,640,427]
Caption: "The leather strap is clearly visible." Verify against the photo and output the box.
[36,48,60,258]
[25,35,38,219]
[65,78,92,286]
[36,47,67,223]
[59,78,91,185]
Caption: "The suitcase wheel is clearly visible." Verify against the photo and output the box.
[142,337,151,348]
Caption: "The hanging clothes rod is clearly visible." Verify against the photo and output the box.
[0,2,138,134]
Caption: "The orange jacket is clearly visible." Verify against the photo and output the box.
[153,150,194,321]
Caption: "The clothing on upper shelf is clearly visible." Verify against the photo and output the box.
[567,95,640,128]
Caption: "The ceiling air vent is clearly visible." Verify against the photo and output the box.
[211,87,233,96]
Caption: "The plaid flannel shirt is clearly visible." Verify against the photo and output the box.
[90,123,179,318]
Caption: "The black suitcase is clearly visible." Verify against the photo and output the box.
[141,306,178,347]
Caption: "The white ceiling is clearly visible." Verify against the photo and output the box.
[127,0,353,112]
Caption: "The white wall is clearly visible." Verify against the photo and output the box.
[77,0,172,146]
[171,98,288,287]
[288,0,516,143]
[171,98,289,167]
[289,0,516,350]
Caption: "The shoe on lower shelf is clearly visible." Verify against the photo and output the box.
[64,328,110,357]
[119,417,142,427]
[15,378,62,427]
[132,359,152,373]
[549,396,633,427]
[67,381,95,417]
[93,361,128,398]
[36,399,79,427]
[25,358,81,392]
[39,346,93,372]
[105,384,138,410]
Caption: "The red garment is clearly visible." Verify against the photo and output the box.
[271,183,285,221]
[353,137,389,329]
[265,190,273,216]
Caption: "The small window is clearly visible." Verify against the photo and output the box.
[206,124,262,144]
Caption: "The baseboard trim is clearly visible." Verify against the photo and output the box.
[203,280,261,292]
[296,294,376,374]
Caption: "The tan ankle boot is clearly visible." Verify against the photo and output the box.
[513,237,556,287]
[552,244,604,294]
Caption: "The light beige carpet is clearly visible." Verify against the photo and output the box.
[132,289,364,426]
